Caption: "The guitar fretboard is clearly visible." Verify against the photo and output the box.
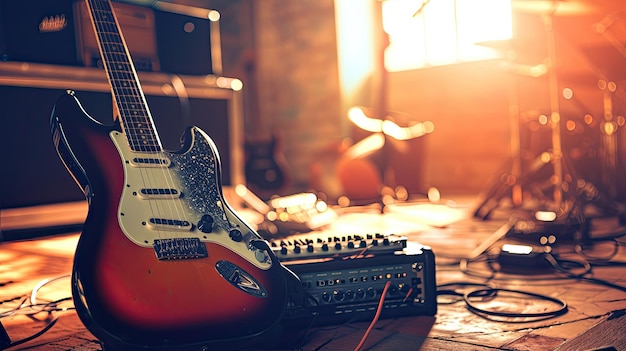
[86,0,161,153]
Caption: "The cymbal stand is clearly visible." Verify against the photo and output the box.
[474,6,625,228]
[594,15,626,200]
[543,11,566,212]
[474,5,581,222]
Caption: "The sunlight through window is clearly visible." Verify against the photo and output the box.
[383,0,513,71]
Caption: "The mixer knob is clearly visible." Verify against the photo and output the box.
[307,244,314,252]
[359,241,367,248]
[322,291,332,303]
[294,245,301,254]
[333,290,345,302]
[372,239,378,246]
[334,242,342,250]
[355,288,366,300]
[322,243,329,251]
[345,290,355,300]
[280,246,288,255]
[347,241,355,249]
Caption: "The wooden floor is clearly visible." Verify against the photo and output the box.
[1,199,626,351]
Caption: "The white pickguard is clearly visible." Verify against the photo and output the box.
[110,128,272,270]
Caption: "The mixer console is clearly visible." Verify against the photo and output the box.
[269,233,407,261]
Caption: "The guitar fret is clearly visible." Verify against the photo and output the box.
[87,0,161,153]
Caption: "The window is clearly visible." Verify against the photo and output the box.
[383,0,513,71]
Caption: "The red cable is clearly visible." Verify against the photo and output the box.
[353,280,391,351]
[403,287,413,302]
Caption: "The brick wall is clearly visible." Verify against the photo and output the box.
[212,0,343,196]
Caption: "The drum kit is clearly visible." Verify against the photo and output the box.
[473,0,626,228]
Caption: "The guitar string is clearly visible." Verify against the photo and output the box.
[88,0,187,243]
[87,0,164,227]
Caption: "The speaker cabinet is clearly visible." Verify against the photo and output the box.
[74,0,160,72]
[1,0,220,75]
[153,2,222,75]
[0,0,79,66]
[0,62,243,229]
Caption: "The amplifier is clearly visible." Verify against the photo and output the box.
[153,2,222,75]
[74,0,159,72]
[0,61,244,236]
[0,0,79,66]
[281,243,437,327]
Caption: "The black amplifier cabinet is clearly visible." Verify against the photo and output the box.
[0,61,244,235]
[282,243,437,327]
[0,0,79,66]
[152,1,222,75]
[74,0,160,72]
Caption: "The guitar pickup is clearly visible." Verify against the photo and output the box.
[138,188,181,199]
[130,156,170,168]
[147,218,192,231]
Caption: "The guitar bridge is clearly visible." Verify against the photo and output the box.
[153,238,208,260]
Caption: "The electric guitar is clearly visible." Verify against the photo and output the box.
[50,0,297,349]
[245,134,288,192]
[242,41,289,195]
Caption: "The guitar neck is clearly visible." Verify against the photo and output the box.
[85,0,161,153]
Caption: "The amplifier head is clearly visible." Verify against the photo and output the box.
[0,0,79,66]
[281,244,437,327]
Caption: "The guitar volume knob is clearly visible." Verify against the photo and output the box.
[197,214,214,233]
[229,228,243,242]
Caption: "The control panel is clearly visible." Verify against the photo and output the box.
[270,233,406,261]
[281,243,437,327]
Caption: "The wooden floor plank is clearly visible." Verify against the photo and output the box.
[554,309,626,351]
[2,203,626,350]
